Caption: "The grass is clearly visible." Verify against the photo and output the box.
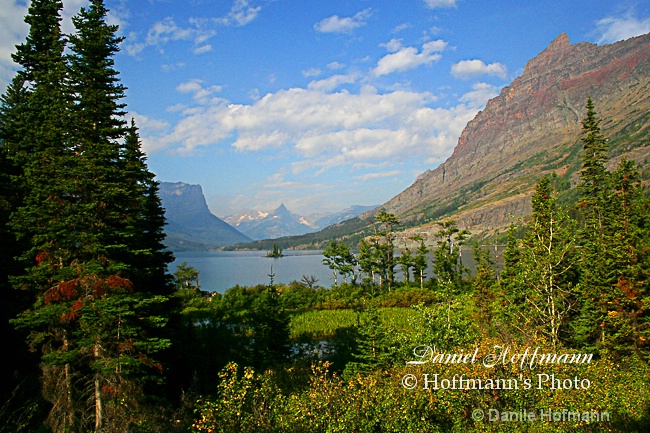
[289,307,419,339]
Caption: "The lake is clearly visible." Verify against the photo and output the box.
[171,250,337,293]
[170,247,493,293]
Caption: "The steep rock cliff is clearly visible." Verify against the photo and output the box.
[380,33,650,232]
[159,182,251,250]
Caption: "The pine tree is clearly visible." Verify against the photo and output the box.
[578,97,609,229]
[432,220,470,294]
[471,244,497,332]
[6,2,84,430]
[248,277,291,370]
[5,1,173,431]
[576,156,650,357]
[572,99,650,357]
[345,304,393,375]
[411,237,429,289]
[375,210,399,289]
[503,176,579,348]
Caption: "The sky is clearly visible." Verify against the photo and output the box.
[2,1,650,218]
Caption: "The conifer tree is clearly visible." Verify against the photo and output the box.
[503,176,579,348]
[345,304,393,375]
[4,1,173,431]
[471,244,497,332]
[248,276,291,370]
[573,99,650,357]
[411,236,429,289]
[6,2,84,430]
[375,210,399,289]
[432,220,470,293]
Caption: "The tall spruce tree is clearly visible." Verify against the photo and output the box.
[502,176,579,348]
[0,76,45,431]
[5,1,173,431]
[573,99,650,357]
[6,1,85,431]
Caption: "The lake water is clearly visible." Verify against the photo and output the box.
[171,250,336,293]
[170,247,493,294]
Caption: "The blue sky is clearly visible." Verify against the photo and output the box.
[2,1,650,217]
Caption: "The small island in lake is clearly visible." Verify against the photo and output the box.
[266,243,284,258]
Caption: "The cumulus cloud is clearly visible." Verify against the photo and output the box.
[327,61,346,70]
[176,79,225,105]
[302,67,322,77]
[140,80,478,180]
[307,73,358,92]
[596,13,650,44]
[125,17,217,56]
[459,82,500,108]
[451,59,508,79]
[373,39,448,76]
[314,8,371,34]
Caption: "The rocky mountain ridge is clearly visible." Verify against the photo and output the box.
[373,32,650,233]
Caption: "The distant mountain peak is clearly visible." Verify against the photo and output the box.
[223,203,377,240]
[159,182,250,250]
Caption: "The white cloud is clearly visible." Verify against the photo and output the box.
[307,73,358,92]
[392,23,411,33]
[124,17,218,56]
[355,170,402,181]
[302,67,322,77]
[381,38,405,53]
[596,13,650,44]
[177,79,225,105]
[125,1,264,57]
[451,59,508,79]
[314,8,371,34]
[373,39,448,76]
[142,80,478,180]
[0,1,28,92]
[193,44,212,54]
[423,0,457,9]
[219,0,262,27]
[128,111,172,155]
[459,82,500,108]
[327,61,346,70]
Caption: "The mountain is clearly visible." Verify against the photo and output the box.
[224,203,378,240]
[382,32,650,232]
[307,205,379,228]
[159,182,251,250]
[241,32,650,249]
[361,32,650,234]
[224,204,316,240]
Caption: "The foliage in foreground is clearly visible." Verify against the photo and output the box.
[191,347,650,433]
